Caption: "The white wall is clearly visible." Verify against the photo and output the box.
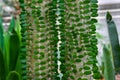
[99,0,120,4]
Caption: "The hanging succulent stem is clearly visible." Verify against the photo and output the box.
[63,0,101,80]
[64,0,81,79]
[54,0,65,79]
[18,0,101,80]
[46,1,60,79]
[23,1,36,79]
[31,0,48,79]
[19,0,29,79]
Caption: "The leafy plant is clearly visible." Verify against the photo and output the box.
[103,44,115,80]
[18,0,101,80]
[106,12,120,74]
[19,0,29,79]
[0,16,21,80]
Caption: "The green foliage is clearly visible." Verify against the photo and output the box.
[0,17,3,49]
[106,12,120,73]
[18,0,100,80]
[19,0,28,79]
[9,18,21,71]
[0,16,21,80]
[103,45,115,80]
[0,17,5,80]
[6,71,20,80]
[106,12,112,22]
[0,47,5,80]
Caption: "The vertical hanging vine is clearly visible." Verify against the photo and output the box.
[45,1,61,79]
[19,0,28,79]
[30,0,48,79]
[18,0,101,80]
[52,0,65,79]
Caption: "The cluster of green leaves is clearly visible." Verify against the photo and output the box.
[64,1,82,79]
[18,0,101,80]
[30,0,49,80]
[49,0,66,79]
[62,0,100,79]
[89,0,101,79]
[45,1,60,79]
[56,1,66,80]
[19,0,29,79]
[0,17,21,80]
[21,1,37,79]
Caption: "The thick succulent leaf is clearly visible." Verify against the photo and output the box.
[0,18,4,77]
[15,19,21,42]
[9,18,21,71]
[0,49,5,80]
[103,45,115,80]
[9,28,20,71]
[15,55,22,75]
[0,17,8,78]
[106,12,120,73]
[3,17,15,74]
[106,12,112,22]
[8,17,15,32]
[0,17,3,42]
[0,17,4,49]
[4,32,10,74]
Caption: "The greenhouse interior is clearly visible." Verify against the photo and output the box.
[0,0,120,80]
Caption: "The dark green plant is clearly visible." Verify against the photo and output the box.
[103,44,115,80]
[19,0,29,79]
[18,0,101,80]
[106,12,120,74]
[6,71,20,80]
[0,17,21,80]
